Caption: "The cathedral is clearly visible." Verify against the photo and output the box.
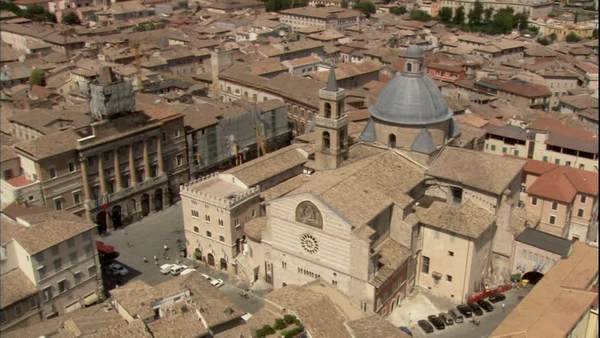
[180,46,526,316]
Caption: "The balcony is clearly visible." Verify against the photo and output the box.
[314,115,348,129]
[84,173,168,210]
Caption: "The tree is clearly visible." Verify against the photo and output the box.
[536,36,550,45]
[409,9,431,21]
[515,11,529,31]
[389,5,406,15]
[566,32,581,42]
[528,25,539,34]
[438,6,452,23]
[29,69,45,86]
[467,0,483,26]
[341,0,348,7]
[62,11,80,25]
[353,1,376,17]
[265,0,291,12]
[452,5,465,25]
[483,7,493,23]
[490,7,515,34]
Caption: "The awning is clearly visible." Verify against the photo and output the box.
[96,241,115,254]
[83,293,99,306]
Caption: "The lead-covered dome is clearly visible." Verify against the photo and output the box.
[370,46,453,126]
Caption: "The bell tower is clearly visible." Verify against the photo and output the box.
[315,65,348,170]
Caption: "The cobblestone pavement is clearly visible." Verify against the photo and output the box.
[100,201,265,314]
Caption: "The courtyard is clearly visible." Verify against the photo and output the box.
[99,201,266,314]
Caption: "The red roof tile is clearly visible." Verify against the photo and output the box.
[527,165,598,203]
[6,176,33,187]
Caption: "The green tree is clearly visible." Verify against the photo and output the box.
[467,0,483,26]
[62,11,80,25]
[409,9,431,21]
[528,25,539,34]
[549,32,557,41]
[566,32,581,42]
[438,6,452,23]
[483,7,493,23]
[353,1,376,17]
[515,11,529,31]
[536,36,550,45]
[265,0,291,12]
[29,69,45,86]
[490,7,515,34]
[389,5,406,15]
[452,5,465,25]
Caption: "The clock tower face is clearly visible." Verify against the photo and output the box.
[300,233,319,254]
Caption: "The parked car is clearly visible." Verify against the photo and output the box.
[477,299,494,312]
[439,312,453,326]
[181,268,196,276]
[398,326,412,336]
[170,265,187,276]
[456,304,472,318]
[468,302,484,316]
[448,309,464,323]
[427,315,445,330]
[200,273,211,280]
[417,320,434,334]
[160,264,174,274]
[488,293,506,303]
[210,278,224,288]
[108,263,129,276]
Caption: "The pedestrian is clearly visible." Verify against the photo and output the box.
[164,244,169,251]
[154,255,158,265]
[502,303,505,311]
[143,256,148,263]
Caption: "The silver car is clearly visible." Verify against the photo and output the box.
[448,309,464,324]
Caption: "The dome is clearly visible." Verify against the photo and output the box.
[405,45,424,59]
[370,73,453,125]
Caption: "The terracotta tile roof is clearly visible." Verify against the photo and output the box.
[369,238,410,288]
[415,199,495,239]
[243,216,267,242]
[0,268,38,308]
[427,147,526,195]
[15,129,80,160]
[523,159,558,176]
[347,315,411,338]
[5,175,34,187]
[491,242,598,338]
[1,211,95,254]
[226,144,308,188]
[484,124,528,141]
[527,165,598,203]
[531,117,598,154]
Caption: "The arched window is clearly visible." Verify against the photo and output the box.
[323,131,330,149]
[388,134,396,148]
[324,102,332,118]
[406,63,412,72]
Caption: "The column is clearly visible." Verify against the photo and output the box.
[80,158,91,201]
[143,140,151,180]
[98,154,106,195]
[156,136,164,175]
[128,145,137,187]
[113,149,122,191]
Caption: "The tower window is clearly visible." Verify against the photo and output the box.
[324,102,332,118]
[322,131,330,150]
[450,186,463,204]
[407,63,412,72]
[388,134,396,148]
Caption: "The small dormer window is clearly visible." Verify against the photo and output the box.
[450,186,463,204]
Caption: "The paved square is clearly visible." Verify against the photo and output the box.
[100,202,265,314]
